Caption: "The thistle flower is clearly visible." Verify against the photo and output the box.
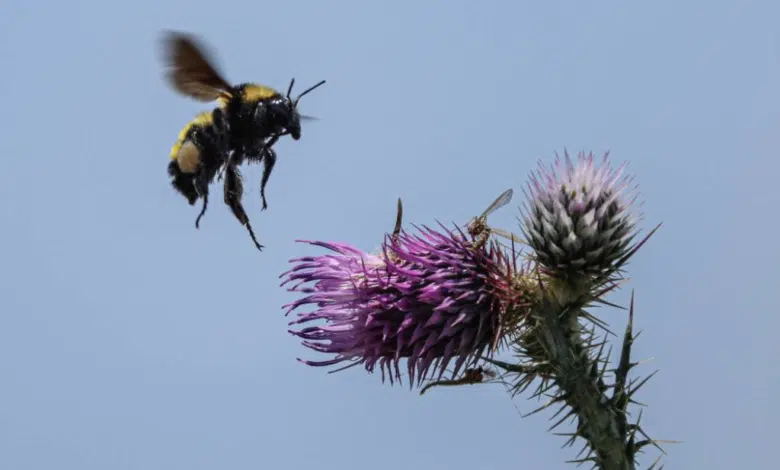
[520,150,640,278]
[282,225,521,387]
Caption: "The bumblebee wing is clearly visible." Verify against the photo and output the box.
[160,31,233,102]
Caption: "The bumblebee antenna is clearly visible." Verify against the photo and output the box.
[293,79,326,107]
[286,78,296,102]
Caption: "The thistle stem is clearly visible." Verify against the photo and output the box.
[536,294,633,470]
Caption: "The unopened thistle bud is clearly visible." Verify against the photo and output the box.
[520,150,640,278]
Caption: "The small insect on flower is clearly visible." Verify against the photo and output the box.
[283,198,521,388]
[467,188,521,248]
[160,30,326,251]
[419,366,498,395]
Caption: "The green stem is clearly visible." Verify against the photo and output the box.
[536,295,634,470]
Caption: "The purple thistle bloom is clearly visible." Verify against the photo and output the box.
[281,225,519,387]
[520,150,640,277]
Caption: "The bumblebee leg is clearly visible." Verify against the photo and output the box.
[211,108,232,182]
[194,190,209,229]
[217,144,240,183]
[194,171,210,229]
[223,165,264,251]
[168,161,199,205]
[193,113,230,228]
[259,148,276,211]
[194,149,227,229]
[217,152,235,182]
[246,132,281,210]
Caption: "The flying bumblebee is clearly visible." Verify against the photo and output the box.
[161,30,326,251]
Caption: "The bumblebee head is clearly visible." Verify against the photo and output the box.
[282,78,326,140]
[280,95,303,141]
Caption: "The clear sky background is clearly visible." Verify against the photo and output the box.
[1,1,778,469]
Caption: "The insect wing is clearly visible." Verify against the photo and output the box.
[161,31,233,101]
[479,188,513,220]
[490,227,526,245]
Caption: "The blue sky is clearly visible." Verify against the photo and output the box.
[1,1,778,468]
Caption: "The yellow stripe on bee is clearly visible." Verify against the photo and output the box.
[169,111,214,161]
[241,84,280,102]
[216,90,233,108]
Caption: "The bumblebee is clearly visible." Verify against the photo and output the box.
[161,30,326,251]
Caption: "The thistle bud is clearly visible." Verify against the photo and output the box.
[520,150,640,278]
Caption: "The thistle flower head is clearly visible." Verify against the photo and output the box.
[282,225,521,388]
[520,150,640,278]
